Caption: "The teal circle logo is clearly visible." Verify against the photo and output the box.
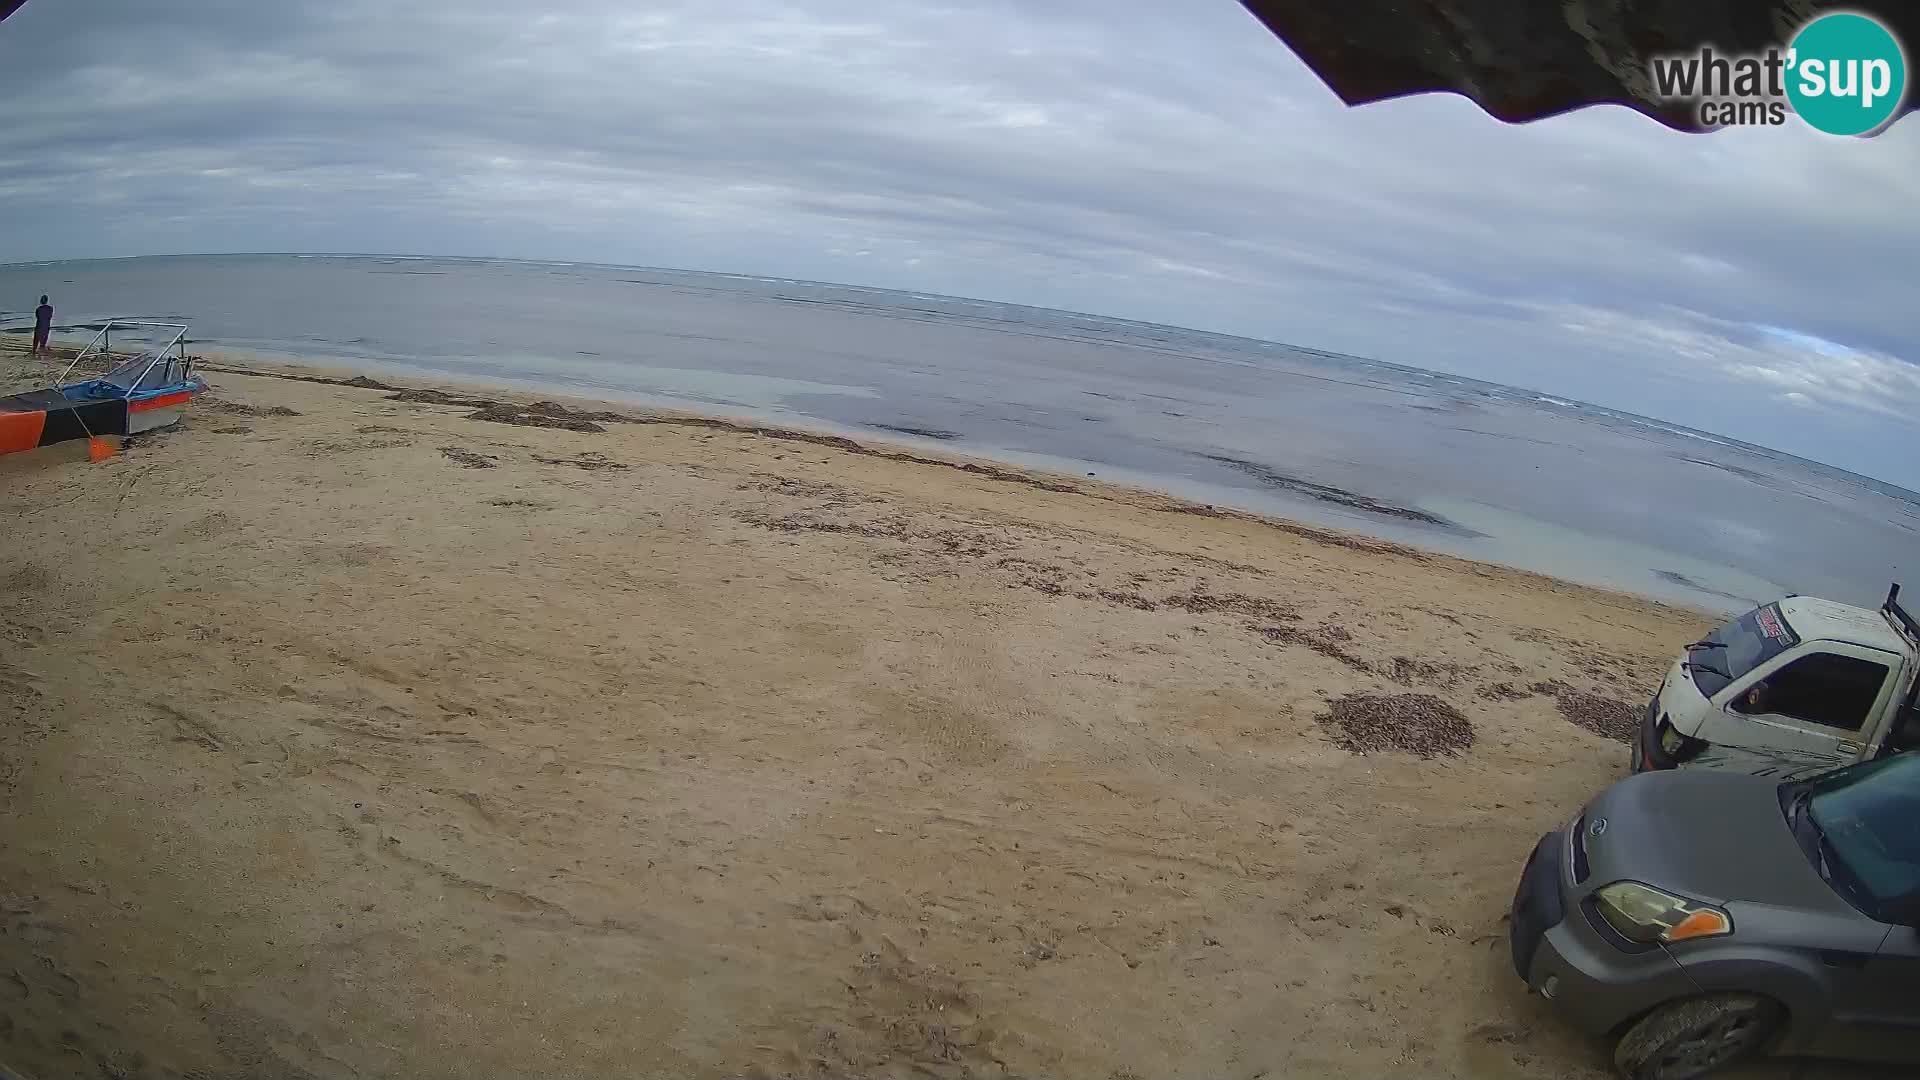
[1786,13,1908,135]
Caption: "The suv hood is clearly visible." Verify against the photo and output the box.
[1585,771,1852,914]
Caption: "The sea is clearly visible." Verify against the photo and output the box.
[4,253,1916,615]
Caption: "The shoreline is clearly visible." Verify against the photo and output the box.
[1,334,1836,614]
[191,349,1712,618]
[192,349,1804,614]
[3,345,1712,1078]
[7,249,1916,614]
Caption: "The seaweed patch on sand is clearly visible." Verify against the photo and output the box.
[1318,693,1475,758]
[439,447,498,469]
[206,398,301,418]
[1551,690,1640,743]
[533,452,629,471]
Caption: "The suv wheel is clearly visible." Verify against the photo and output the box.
[1613,993,1781,1080]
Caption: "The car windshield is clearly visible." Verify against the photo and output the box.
[1794,753,1920,921]
[1690,603,1798,696]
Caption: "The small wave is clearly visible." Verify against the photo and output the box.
[1672,430,1738,447]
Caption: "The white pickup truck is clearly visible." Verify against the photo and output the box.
[1634,584,1920,776]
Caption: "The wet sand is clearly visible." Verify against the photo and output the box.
[5,348,1843,1078]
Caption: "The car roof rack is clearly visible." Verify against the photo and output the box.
[1888,583,1920,644]
[1893,585,1920,727]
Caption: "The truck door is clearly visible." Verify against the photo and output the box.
[1710,645,1900,760]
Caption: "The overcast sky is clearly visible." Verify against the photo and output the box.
[2,0,1917,488]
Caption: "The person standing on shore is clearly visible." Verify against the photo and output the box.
[31,295,54,357]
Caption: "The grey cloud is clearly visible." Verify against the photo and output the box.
[2,0,1917,484]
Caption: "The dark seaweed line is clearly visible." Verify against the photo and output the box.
[1201,454,1453,528]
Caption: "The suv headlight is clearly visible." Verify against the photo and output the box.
[1594,881,1732,944]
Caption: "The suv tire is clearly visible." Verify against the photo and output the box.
[1613,993,1782,1080]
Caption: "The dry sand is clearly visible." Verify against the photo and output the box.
[1,346,1837,1079]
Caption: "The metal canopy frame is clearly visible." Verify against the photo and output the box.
[1886,584,1920,723]
[56,320,193,399]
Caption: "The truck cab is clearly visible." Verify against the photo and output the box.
[1636,584,1920,775]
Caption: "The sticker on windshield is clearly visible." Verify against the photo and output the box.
[1755,604,1798,647]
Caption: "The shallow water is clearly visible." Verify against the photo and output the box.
[6,253,1917,613]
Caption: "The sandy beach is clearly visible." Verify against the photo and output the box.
[1,345,1751,1078]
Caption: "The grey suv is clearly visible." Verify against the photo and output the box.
[1509,752,1920,1079]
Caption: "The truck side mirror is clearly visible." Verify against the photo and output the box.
[1893,707,1920,753]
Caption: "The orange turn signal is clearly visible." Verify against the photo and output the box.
[1665,908,1733,942]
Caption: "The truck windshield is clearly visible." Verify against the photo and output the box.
[1794,753,1920,922]
[1689,603,1798,697]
